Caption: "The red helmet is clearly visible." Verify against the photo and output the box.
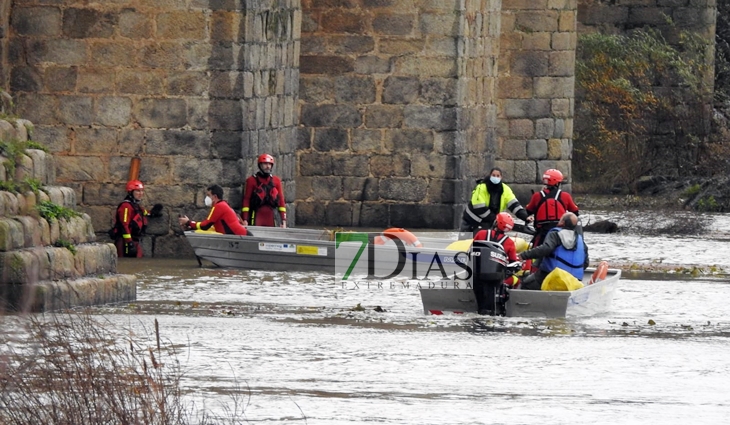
[542,169,563,186]
[257,154,274,165]
[495,212,514,232]
[126,180,144,192]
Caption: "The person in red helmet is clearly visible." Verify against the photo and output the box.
[241,154,287,227]
[110,180,162,258]
[473,212,519,263]
[525,168,580,248]
[179,184,249,236]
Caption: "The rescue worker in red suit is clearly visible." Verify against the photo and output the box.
[525,169,580,248]
[111,180,162,258]
[474,212,521,286]
[179,184,250,236]
[241,154,287,228]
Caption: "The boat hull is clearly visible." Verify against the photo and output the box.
[419,268,621,318]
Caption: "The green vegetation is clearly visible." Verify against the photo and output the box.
[53,238,77,255]
[696,195,720,212]
[574,24,722,193]
[35,201,80,221]
[681,184,702,198]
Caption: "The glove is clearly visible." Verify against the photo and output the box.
[124,242,138,257]
[150,203,164,218]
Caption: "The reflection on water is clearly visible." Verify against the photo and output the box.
[105,255,730,424]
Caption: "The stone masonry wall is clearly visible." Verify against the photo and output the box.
[6,0,300,256]
[298,0,502,229]
[496,0,578,202]
[1,118,136,312]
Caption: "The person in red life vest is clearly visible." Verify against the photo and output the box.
[473,212,522,290]
[178,184,250,236]
[241,154,287,228]
[525,168,580,248]
[110,180,162,258]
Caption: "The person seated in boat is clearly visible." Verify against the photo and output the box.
[517,212,588,290]
[110,179,163,258]
[241,153,287,228]
[525,168,580,248]
[459,167,531,236]
[179,184,251,236]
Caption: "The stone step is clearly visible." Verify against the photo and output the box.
[0,213,95,252]
[0,243,118,285]
[1,274,137,313]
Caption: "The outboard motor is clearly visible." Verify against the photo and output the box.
[471,240,509,316]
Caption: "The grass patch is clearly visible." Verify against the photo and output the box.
[36,201,80,221]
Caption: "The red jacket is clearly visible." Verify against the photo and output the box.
[242,173,286,222]
[473,229,519,262]
[114,198,148,243]
[189,200,248,235]
[526,188,579,227]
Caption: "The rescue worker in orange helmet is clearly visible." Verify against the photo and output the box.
[525,168,579,248]
[241,154,287,228]
[110,180,162,258]
[179,184,250,236]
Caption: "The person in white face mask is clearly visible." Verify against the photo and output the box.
[178,185,250,236]
[459,167,532,235]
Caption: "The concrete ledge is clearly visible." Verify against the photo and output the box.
[0,274,137,313]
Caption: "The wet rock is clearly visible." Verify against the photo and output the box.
[583,220,619,233]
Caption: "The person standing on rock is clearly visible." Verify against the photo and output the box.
[241,154,287,228]
[110,180,162,258]
[459,167,531,234]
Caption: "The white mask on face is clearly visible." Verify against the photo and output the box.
[489,176,501,184]
[204,196,213,207]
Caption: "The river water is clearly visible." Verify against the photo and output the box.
[92,211,730,424]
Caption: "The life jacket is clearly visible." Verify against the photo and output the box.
[109,199,147,239]
[540,228,586,280]
[250,174,280,210]
[483,230,508,246]
[534,188,567,230]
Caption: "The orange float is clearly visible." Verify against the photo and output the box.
[374,228,423,248]
[589,261,609,285]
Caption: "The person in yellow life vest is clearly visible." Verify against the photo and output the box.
[241,154,287,227]
[109,180,162,258]
[459,167,531,234]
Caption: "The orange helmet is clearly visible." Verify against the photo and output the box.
[495,212,514,232]
[257,154,274,165]
[126,180,144,192]
[542,169,563,186]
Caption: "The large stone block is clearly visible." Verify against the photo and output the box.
[370,154,410,177]
[300,76,335,103]
[312,176,343,200]
[357,202,389,227]
[300,55,354,74]
[427,179,457,204]
[139,42,186,70]
[510,51,549,77]
[146,129,210,155]
[379,178,427,202]
[320,10,365,33]
[351,128,383,151]
[329,35,375,55]
[300,104,362,127]
[144,184,195,208]
[343,177,379,201]
[385,129,434,153]
[75,127,118,154]
[55,157,105,182]
[135,98,187,128]
[373,14,415,35]
[0,218,24,252]
[56,96,94,126]
[12,7,62,37]
[119,9,152,39]
[382,76,420,104]
[294,201,326,226]
[10,66,42,92]
[25,149,55,185]
[63,8,117,38]
[365,105,403,129]
[172,157,239,186]
[157,11,207,39]
[95,97,132,127]
[333,154,369,177]
[90,42,137,67]
[503,98,551,118]
[354,55,391,74]
[15,94,59,126]
[168,72,208,96]
[117,70,165,95]
[403,106,457,131]
[335,76,376,104]
[389,203,454,229]
[420,78,457,105]
[395,55,457,77]
[411,153,456,179]
[526,139,548,159]
[154,234,196,258]
[515,11,559,32]
[324,202,354,226]
[313,128,349,151]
